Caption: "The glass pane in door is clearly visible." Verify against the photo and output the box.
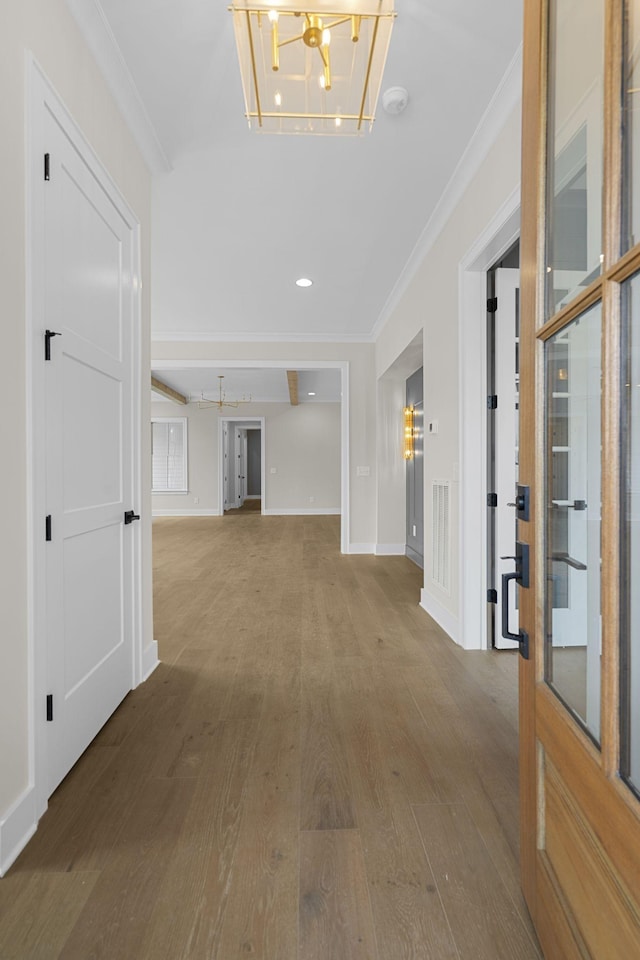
[546,0,604,317]
[625,2,640,251]
[544,301,602,745]
[623,273,640,791]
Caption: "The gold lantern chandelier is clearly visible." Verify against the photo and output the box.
[229,1,396,135]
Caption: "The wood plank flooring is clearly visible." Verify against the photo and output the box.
[0,515,542,959]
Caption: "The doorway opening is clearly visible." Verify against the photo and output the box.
[219,417,265,516]
[486,242,520,649]
[459,187,520,650]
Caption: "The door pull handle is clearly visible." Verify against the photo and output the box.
[500,541,530,660]
[124,510,140,524]
[501,572,530,660]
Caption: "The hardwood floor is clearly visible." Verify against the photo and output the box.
[0,516,542,959]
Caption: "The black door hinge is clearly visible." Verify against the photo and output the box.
[46,694,53,721]
[487,588,498,604]
[45,330,61,361]
[487,395,498,409]
[45,515,52,541]
[44,153,50,181]
[487,493,498,507]
[487,297,498,313]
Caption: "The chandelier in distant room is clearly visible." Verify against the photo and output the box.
[197,376,252,410]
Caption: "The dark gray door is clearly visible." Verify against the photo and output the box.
[247,429,261,496]
[406,367,424,567]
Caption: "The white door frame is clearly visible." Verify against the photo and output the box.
[154,359,350,553]
[494,269,521,649]
[218,417,266,514]
[26,60,144,822]
[458,186,520,650]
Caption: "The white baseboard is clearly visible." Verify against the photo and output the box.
[152,509,221,517]
[245,495,261,500]
[419,589,460,646]
[262,507,341,516]
[375,543,406,556]
[140,642,159,683]
[0,786,37,877]
[348,542,375,554]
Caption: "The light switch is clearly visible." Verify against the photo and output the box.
[428,420,438,435]
[356,466,370,477]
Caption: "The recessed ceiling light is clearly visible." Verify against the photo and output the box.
[308,391,316,396]
[296,277,313,287]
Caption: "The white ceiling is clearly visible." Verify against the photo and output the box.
[152,366,342,403]
[67,0,523,341]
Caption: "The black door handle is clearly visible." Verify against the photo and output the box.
[124,510,140,524]
[501,571,520,643]
[501,571,529,659]
[500,541,530,659]
[551,551,587,570]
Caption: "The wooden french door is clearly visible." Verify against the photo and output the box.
[519,1,640,955]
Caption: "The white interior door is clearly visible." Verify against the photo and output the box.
[223,424,230,510]
[236,428,247,506]
[43,107,135,795]
[494,268,520,649]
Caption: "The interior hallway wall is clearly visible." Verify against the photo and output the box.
[0,0,152,860]
[151,400,341,515]
[375,377,407,551]
[375,95,522,645]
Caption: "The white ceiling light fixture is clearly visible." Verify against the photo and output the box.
[382,85,409,114]
[229,1,397,135]
[296,277,313,287]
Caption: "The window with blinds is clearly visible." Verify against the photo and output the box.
[151,418,188,493]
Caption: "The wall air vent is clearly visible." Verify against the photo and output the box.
[432,480,450,592]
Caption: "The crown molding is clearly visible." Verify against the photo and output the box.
[65,0,171,174]
[371,44,523,341]
[151,330,375,344]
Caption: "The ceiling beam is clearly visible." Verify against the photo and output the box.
[286,370,299,406]
[151,376,188,405]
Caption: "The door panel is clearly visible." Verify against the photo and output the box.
[520,0,640,955]
[62,349,123,508]
[406,367,424,567]
[44,109,133,796]
[236,429,246,506]
[63,525,124,693]
[58,165,124,360]
[247,429,262,496]
[544,302,601,739]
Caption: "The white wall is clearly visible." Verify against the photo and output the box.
[0,0,151,862]
[151,344,376,547]
[375,98,522,644]
[263,403,341,512]
[151,400,341,514]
